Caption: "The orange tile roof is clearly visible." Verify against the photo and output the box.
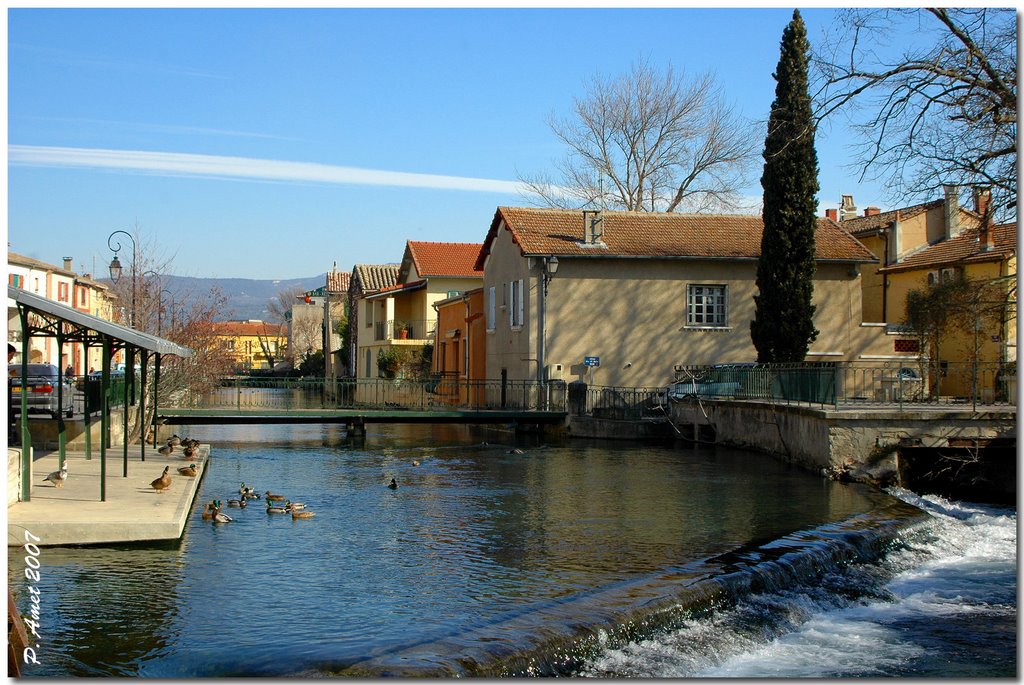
[210,321,288,337]
[475,207,877,269]
[407,241,484,278]
[878,222,1016,274]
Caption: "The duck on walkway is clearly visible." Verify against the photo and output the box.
[182,445,196,459]
[177,463,197,477]
[157,442,174,457]
[167,434,182,447]
[44,464,68,488]
[150,466,172,493]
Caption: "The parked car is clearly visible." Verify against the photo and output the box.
[8,363,75,419]
[665,363,756,400]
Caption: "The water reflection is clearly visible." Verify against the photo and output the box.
[9,424,889,677]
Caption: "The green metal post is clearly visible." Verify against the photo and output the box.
[123,354,129,478]
[139,350,147,461]
[152,354,161,447]
[57,331,66,469]
[18,306,31,503]
[83,341,92,460]
[101,337,110,502]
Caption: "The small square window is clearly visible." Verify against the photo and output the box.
[686,284,728,327]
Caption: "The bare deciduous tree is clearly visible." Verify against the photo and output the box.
[814,8,1017,219]
[102,229,233,442]
[521,59,759,213]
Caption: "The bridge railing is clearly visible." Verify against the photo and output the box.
[173,377,568,413]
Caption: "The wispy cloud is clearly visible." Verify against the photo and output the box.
[8,145,530,195]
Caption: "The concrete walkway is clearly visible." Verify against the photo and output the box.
[7,443,209,547]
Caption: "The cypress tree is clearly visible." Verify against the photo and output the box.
[751,9,820,363]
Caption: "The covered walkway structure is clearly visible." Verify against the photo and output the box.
[8,285,192,502]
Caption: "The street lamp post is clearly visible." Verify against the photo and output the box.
[142,270,172,336]
[107,230,136,328]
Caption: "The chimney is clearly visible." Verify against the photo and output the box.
[825,208,838,222]
[840,194,857,221]
[582,209,604,245]
[63,257,73,271]
[944,184,961,239]
[864,207,881,217]
[887,210,902,264]
[973,186,992,220]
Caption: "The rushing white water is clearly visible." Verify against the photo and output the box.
[580,488,1017,678]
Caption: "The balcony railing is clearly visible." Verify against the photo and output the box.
[373,319,436,342]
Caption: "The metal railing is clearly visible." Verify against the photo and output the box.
[166,360,1016,419]
[373,319,437,342]
[174,377,568,413]
[669,361,1016,410]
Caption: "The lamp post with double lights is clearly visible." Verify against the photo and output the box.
[107,230,137,328]
[142,270,173,337]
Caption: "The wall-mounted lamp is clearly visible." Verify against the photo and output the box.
[543,256,559,295]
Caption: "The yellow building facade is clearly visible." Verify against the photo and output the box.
[210,320,288,372]
[839,187,1016,400]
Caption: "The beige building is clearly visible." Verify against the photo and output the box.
[354,241,483,381]
[8,253,113,373]
[835,186,990,324]
[475,207,902,388]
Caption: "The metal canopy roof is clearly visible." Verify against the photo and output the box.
[8,285,192,357]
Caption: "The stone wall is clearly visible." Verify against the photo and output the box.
[669,399,1017,485]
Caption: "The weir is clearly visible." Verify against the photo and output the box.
[331,492,928,677]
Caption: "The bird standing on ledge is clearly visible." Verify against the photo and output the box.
[44,464,68,488]
[151,466,172,493]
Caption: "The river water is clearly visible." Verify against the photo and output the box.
[7,424,1015,677]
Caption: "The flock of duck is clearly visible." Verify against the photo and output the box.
[200,482,316,524]
[149,434,203,494]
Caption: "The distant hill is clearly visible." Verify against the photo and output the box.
[162,274,327,321]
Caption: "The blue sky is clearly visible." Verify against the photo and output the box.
[8,7,893,280]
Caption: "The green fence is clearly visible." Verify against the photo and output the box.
[670,361,1015,409]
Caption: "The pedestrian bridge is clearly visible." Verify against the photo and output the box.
[157,378,569,430]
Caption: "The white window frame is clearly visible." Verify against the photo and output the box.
[510,279,524,328]
[686,284,729,328]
